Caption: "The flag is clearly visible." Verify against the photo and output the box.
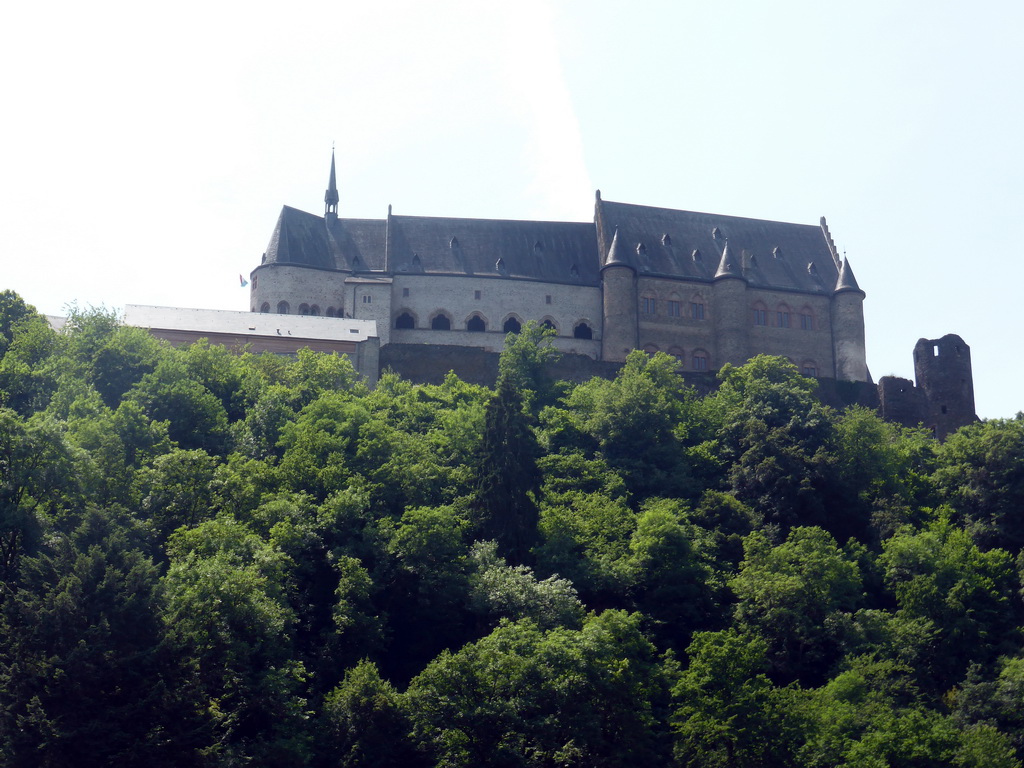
[239,274,249,288]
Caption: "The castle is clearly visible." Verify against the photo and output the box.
[250,153,867,380]
[239,153,974,437]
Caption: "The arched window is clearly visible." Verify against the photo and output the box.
[310,305,320,316]
[801,360,818,377]
[431,313,452,331]
[467,315,486,333]
[395,312,415,329]
[669,346,685,368]
[643,343,660,355]
[326,307,336,317]
[573,322,593,339]
[540,318,558,333]
[776,303,791,328]
[503,316,522,334]
[299,303,310,316]
[640,294,657,315]
[667,292,682,318]
[799,306,814,331]
[260,302,270,314]
[690,293,706,320]
[277,301,290,314]
[752,301,767,326]
[692,349,709,371]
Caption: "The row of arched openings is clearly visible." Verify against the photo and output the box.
[643,345,711,372]
[259,302,347,318]
[395,311,594,339]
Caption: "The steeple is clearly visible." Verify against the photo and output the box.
[324,149,339,221]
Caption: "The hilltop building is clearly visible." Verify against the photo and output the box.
[249,153,868,383]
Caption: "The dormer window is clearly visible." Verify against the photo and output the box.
[662,234,672,246]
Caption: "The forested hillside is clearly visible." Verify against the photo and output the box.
[1,289,1023,767]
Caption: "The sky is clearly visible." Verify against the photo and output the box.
[1,0,1022,418]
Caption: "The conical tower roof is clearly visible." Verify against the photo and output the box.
[834,257,863,294]
[602,227,636,271]
[714,241,744,281]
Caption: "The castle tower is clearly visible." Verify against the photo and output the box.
[913,334,976,439]
[712,241,748,367]
[600,228,638,362]
[831,258,868,381]
[325,149,339,223]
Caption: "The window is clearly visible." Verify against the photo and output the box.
[545,295,552,305]
[260,302,270,313]
[277,301,290,314]
[802,363,817,377]
[541,319,557,332]
[692,351,708,371]
[467,315,486,332]
[573,322,593,339]
[777,311,790,328]
[402,288,410,297]
[641,297,656,315]
[503,317,522,334]
[800,313,813,330]
[395,312,415,329]
[252,275,257,289]
[753,308,766,326]
[299,303,310,315]
[431,314,451,330]
[667,300,681,317]
[474,290,481,300]
[669,347,685,367]
[362,295,372,304]
[691,302,705,320]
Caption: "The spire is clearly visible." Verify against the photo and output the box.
[602,227,635,271]
[714,241,744,280]
[324,149,339,220]
[834,257,863,294]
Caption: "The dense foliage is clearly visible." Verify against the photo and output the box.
[1,290,1023,766]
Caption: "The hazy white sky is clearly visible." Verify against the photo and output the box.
[2,0,1021,418]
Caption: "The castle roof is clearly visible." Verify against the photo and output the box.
[595,199,842,294]
[386,214,599,284]
[261,195,851,297]
[263,206,385,271]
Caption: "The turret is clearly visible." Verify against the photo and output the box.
[600,227,638,362]
[712,241,748,367]
[831,257,868,381]
[325,149,339,223]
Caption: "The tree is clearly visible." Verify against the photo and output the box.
[933,416,1024,552]
[319,660,423,768]
[405,611,672,767]
[671,628,804,768]
[709,356,843,537]
[730,527,862,685]
[162,515,310,765]
[0,507,203,767]
[879,514,1017,692]
[473,377,542,565]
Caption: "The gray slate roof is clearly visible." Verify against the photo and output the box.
[261,198,849,297]
[596,199,841,294]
